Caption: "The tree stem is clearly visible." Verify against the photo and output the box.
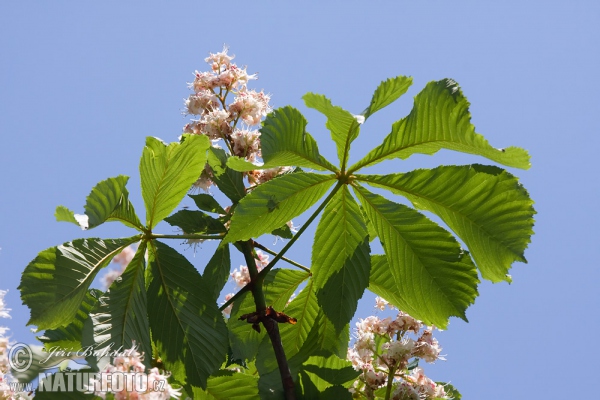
[239,241,296,400]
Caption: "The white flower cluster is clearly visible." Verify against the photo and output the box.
[0,291,29,400]
[182,47,288,191]
[347,297,448,399]
[87,343,181,400]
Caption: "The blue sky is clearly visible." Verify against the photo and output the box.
[1,1,599,398]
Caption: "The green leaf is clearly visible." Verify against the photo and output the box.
[260,106,338,172]
[358,165,535,282]
[363,75,414,119]
[312,186,370,332]
[187,370,260,399]
[202,244,231,301]
[140,134,210,229]
[207,147,246,203]
[54,205,78,225]
[302,93,361,167]
[82,242,151,370]
[55,175,142,230]
[302,355,360,390]
[146,241,228,389]
[105,188,144,230]
[273,278,349,367]
[263,268,310,311]
[226,156,262,172]
[38,289,102,350]
[11,346,83,385]
[354,185,479,328]
[350,79,531,172]
[19,237,138,330]
[225,173,335,243]
[271,223,294,239]
[164,210,226,235]
[190,193,227,215]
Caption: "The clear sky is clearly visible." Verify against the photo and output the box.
[1,1,599,398]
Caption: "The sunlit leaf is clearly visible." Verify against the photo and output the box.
[350,79,530,172]
[312,186,370,332]
[358,164,535,282]
[20,237,138,330]
[55,176,142,230]
[226,173,335,243]
[303,93,360,167]
[147,241,227,389]
[140,134,210,229]
[207,147,246,203]
[355,185,479,328]
[82,242,151,370]
[260,106,338,172]
[362,75,413,119]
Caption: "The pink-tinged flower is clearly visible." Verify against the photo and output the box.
[231,266,250,288]
[221,293,235,317]
[255,250,270,268]
[381,339,416,366]
[202,109,232,140]
[205,46,235,71]
[191,167,213,193]
[391,381,420,400]
[185,90,219,115]
[231,129,261,161]
[248,166,293,186]
[191,70,220,92]
[374,296,389,311]
[217,65,257,89]
[414,329,443,362]
[229,89,272,126]
[113,246,136,267]
[364,369,386,389]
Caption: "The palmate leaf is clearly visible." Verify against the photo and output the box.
[259,106,338,172]
[55,175,143,230]
[312,186,370,332]
[146,241,227,389]
[19,237,138,330]
[225,173,335,243]
[354,185,479,328]
[207,147,246,203]
[302,93,361,167]
[82,242,151,370]
[358,164,535,282]
[187,370,260,400]
[38,289,102,350]
[350,79,531,172]
[140,134,210,229]
[362,75,414,120]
